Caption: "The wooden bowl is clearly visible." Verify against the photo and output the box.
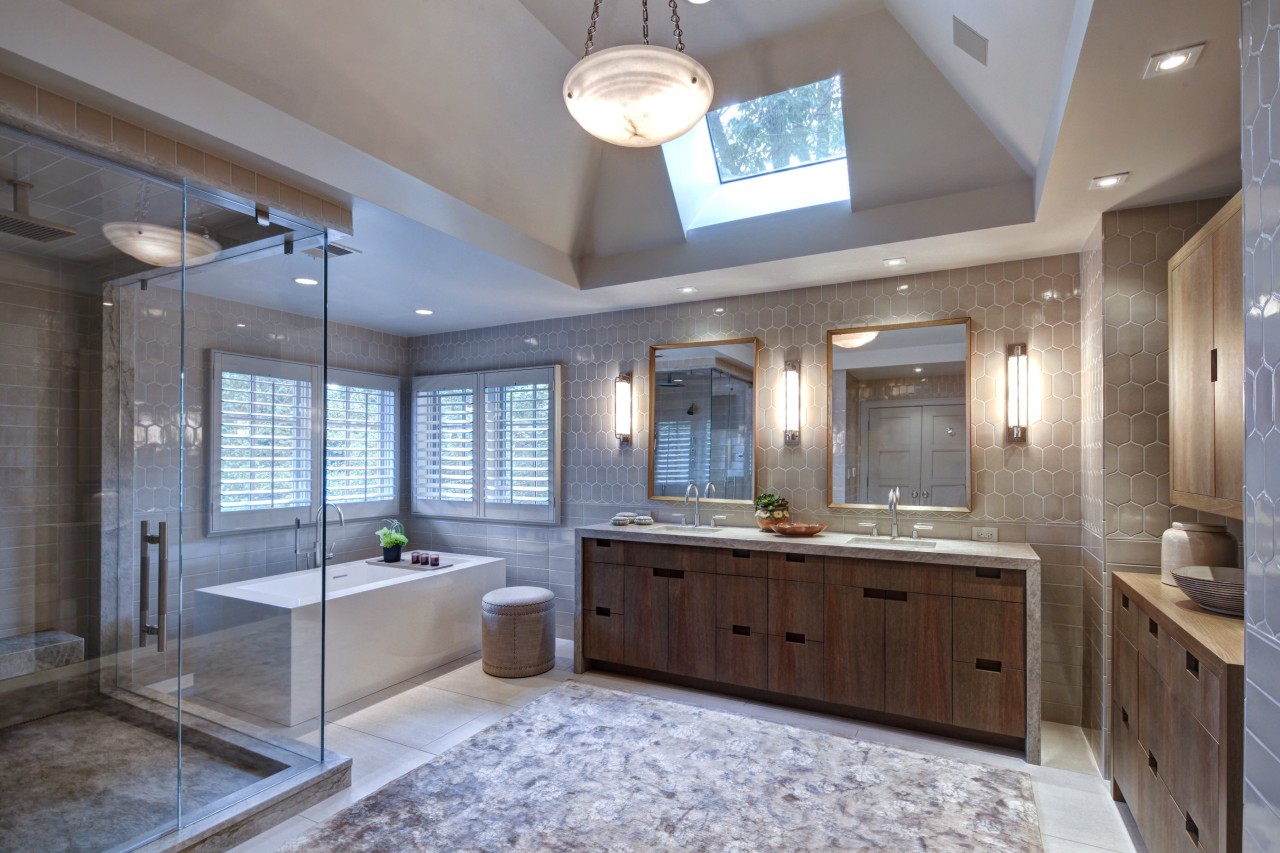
[771,522,827,537]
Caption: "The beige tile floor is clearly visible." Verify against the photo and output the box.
[231,640,1145,853]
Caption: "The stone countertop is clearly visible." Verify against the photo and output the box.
[576,522,1040,571]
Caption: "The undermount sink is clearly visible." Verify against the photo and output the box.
[642,525,727,534]
[846,536,937,549]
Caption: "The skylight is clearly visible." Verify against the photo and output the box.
[706,75,846,183]
[661,75,851,232]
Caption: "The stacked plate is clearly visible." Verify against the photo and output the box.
[1172,566,1245,617]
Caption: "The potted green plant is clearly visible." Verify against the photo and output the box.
[754,493,790,531]
[376,519,408,563]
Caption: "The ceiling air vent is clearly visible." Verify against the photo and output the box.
[0,180,77,242]
[953,16,988,66]
[301,242,361,260]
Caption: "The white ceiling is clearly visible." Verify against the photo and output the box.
[0,0,1245,335]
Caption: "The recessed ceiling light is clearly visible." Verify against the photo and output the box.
[1088,172,1130,190]
[236,323,246,328]
[415,308,434,315]
[913,367,924,373]
[883,257,907,268]
[713,307,726,315]
[1143,44,1204,78]
[676,286,699,294]
[294,277,319,286]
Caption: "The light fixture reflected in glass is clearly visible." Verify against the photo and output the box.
[102,222,221,268]
[614,373,633,447]
[563,2,713,147]
[832,331,879,349]
[783,360,801,445]
[294,277,319,286]
[1006,342,1029,443]
[415,308,434,315]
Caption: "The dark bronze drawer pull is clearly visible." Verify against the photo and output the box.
[785,553,806,563]
[1121,594,1130,610]
[654,568,684,579]
[975,567,1001,579]
[1148,618,1158,637]
[784,632,806,644]
[593,538,613,547]
[884,590,908,602]
[1186,651,1200,678]
[732,625,751,636]
[1147,750,1158,775]
[863,588,886,599]
[1184,812,1199,846]
[731,549,752,559]
[975,658,1002,673]
[1120,706,1129,726]
[595,606,611,616]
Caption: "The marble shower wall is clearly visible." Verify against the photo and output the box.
[116,284,408,687]
[1242,1,1280,845]
[409,255,1086,723]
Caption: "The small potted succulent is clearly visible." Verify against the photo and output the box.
[376,519,408,563]
[754,493,791,531]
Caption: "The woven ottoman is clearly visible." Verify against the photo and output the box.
[481,586,556,678]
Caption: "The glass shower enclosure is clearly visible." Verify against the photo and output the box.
[0,123,338,852]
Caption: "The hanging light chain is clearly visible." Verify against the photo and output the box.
[669,0,685,52]
[583,0,602,56]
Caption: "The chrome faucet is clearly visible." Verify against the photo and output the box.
[684,483,701,528]
[313,503,346,567]
[888,487,900,539]
[704,482,716,504]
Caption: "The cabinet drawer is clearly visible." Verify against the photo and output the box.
[1137,657,1167,771]
[825,557,952,595]
[767,634,824,700]
[1138,606,1162,667]
[952,661,1026,737]
[628,542,694,572]
[582,537,627,565]
[583,610,625,663]
[716,627,767,690]
[1158,628,1222,735]
[716,575,767,631]
[1111,700,1140,801]
[716,547,768,577]
[951,565,1025,602]
[953,597,1025,670]
[583,562,625,613]
[768,579,824,641]
[668,570,717,681]
[1114,587,1139,646]
[1165,701,1221,852]
[768,551,824,582]
[1112,633,1139,731]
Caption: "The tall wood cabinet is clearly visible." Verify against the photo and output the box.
[1110,573,1243,853]
[1169,191,1243,519]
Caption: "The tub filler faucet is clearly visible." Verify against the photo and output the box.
[313,503,345,567]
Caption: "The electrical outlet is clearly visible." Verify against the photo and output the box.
[972,527,998,542]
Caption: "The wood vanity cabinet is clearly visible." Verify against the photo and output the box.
[580,536,1032,749]
[1169,191,1243,519]
[1109,573,1243,853]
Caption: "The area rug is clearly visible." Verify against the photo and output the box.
[281,682,1041,852]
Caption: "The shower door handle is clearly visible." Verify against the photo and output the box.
[139,520,168,652]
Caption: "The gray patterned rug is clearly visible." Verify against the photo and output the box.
[282,682,1041,852]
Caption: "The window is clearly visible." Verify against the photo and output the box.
[209,352,399,533]
[706,75,846,183]
[412,366,561,524]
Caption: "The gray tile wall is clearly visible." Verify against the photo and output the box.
[1242,1,1280,844]
[1080,220,1106,764]
[408,256,1086,722]
[0,251,100,653]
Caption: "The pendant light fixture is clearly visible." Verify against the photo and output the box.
[563,0,714,147]
[103,182,221,268]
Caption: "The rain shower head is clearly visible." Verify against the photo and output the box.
[0,180,77,242]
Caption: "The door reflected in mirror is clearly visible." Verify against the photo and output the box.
[827,319,971,511]
[649,339,759,503]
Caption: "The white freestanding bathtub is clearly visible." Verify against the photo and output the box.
[193,554,505,726]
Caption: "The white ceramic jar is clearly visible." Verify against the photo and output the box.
[1160,522,1238,585]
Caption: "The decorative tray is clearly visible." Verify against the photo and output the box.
[771,522,828,537]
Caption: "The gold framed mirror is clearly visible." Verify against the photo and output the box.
[649,338,760,503]
[827,318,971,511]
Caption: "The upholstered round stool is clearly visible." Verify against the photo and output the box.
[481,586,556,678]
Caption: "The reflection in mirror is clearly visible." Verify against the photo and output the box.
[828,319,971,511]
[649,339,759,502]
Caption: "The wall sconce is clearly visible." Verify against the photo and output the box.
[1006,343,1029,443]
[783,361,801,445]
[614,373,633,447]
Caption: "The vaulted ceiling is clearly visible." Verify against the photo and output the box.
[0,0,1243,334]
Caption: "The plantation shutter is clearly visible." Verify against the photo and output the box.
[412,376,478,517]
[653,419,693,496]
[483,368,557,522]
[325,368,399,517]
